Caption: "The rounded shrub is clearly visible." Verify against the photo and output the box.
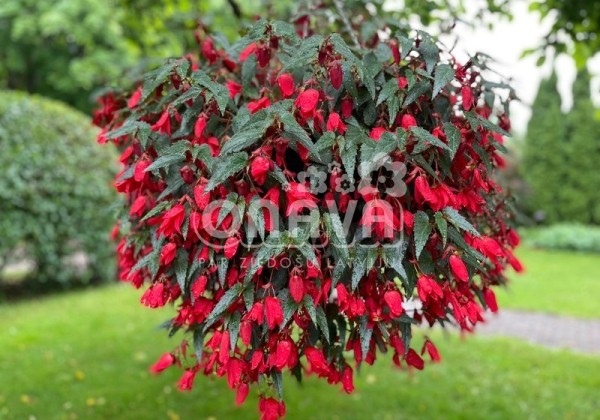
[96,15,521,419]
[0,91,117,288]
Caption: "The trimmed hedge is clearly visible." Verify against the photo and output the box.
[522,224,600,253]
[0,91,117,287]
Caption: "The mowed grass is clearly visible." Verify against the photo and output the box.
[498,247,600,318]
[1,284,599,420]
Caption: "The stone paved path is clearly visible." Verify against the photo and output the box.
[476,309,600,354]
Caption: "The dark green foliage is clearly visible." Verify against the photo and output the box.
[523,72,567,223]
[522,224,600,253]
[563,70,600,224]
[0,91,117,287]
[524,70,600,224]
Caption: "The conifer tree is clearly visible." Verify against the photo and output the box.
[563,69,600,224]
[523,71,568,223]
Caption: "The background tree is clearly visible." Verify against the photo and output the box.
[561,70,600,223]
[523,72,567,223]
[524,69,600,224]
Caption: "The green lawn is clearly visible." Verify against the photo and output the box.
[498,247,600,318]
[1,284,599,420]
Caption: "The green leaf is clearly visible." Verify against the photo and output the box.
[228,312,241,351]
[323,213,349,260]
[280,112,318,158]
[383,240,408,280]
[146,141,191,172]
[142,60,178,100]
[247,197,266,243]
[359,316,373,360]
[244,234,286,283]
[413,211,431,259]
[193,329,204,362]
[191,71,229,114]
[220,116,274,155]
[403,80,430,107]
[442,207,480,237]
[316,306,330,342]
[410,126,451,152]
[398,35,413,59]
[217,255,229,288]
[280,35,323,73]
[271,21,298,42]
[418,37,439,74]
[329,33,375,99]
[295,242,318,265]
[303,295,317,325]
[464,111,510,137]
[434,212,448,247]
[106,120,151,140]
[204,283,243,330]
[279,290,300,325]
[315,131,336,151]
[174,249,188,292]
[272,370,284,399]
[242,54,257,91]
[205,152,248,192]
[377,78,399,106]
[443,123,461,160]
[432,64,455,98]
[339,137,358,180]
[351,255,366,291]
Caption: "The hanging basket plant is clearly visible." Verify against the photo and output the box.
[95,11,522,419]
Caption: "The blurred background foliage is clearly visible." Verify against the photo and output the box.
[1,0,598,112]
[0,91,117,291]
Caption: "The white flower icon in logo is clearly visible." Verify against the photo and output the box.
[328,161,342,174]
[297,165,328,194]
[334,173,356,194]
[357,152,407,197]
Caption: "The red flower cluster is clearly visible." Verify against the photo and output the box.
[95,17,521,419]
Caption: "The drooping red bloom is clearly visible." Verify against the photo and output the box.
[289,274,304,303]
[159,242,177,266]
[224,236,240,259]
[341,365,354,393]
[259,397,286,420]
[329,61,343,89]
[157,204,186,237]
[178,369,197,391]
[277,73,295,98]
[226,80,243,98]
[151,110,171,134]
[127,87,142,109]
[449,254,469,282]
[264,296,284,330]
[401,114,417,129]
[417,275,443,304]
[247,97,271,114]
[236,382,250,405]
[250,156,272,185]
[150,353,176,373]
[406,348,424,370]
[483,288,498,313]
[326,112,346,134]
[304,347,330,376]
[294,89,319,118]
[194,116,207,138]
[384,290,404,317]
[422,339,441,362]
[462,86,473,111]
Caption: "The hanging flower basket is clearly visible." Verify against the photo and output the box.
[95,14,522,420]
